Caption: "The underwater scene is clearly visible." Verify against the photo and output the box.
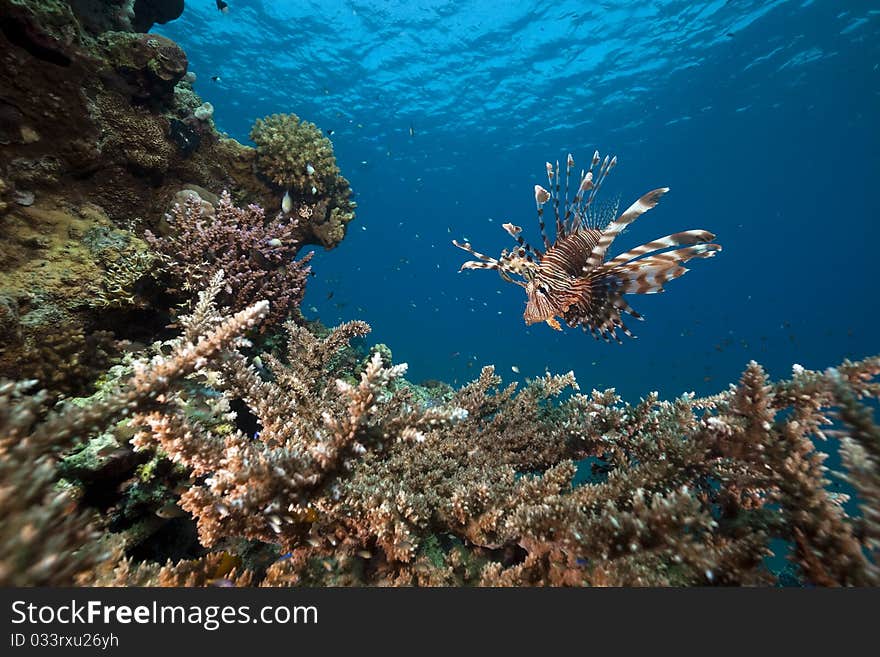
[0,0,877,586]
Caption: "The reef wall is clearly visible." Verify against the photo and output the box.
[0,0,354,392]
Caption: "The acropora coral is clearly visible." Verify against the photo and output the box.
[0,0,876,591]
[0,292,269,585]
[145,190,313,331]
[2,275,877,587]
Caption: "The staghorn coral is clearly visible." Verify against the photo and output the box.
[123,283,880,586]
[250,113,356,249]
[146,191,313,331]
[2,274,878,586]
[0,289,270,586]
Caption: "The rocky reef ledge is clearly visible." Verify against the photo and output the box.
[0,0,354,391]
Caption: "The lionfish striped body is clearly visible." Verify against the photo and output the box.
[453,151,721,342]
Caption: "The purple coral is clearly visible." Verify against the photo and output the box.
[146,190,312,330]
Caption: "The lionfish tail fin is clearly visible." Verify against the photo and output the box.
[583,187,670,271]
[604,243,721,294]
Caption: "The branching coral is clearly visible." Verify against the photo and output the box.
[145,190,312,330]
[250,113,340,195]
[123,283,880,586]
[130,317,413,550]
[2,270,878,586]
[0,290,269,585]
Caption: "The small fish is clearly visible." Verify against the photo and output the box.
[311,185,317,195]
[281,190,293,213]
[325,129,335,136]
[210,75,222,82]
[306,163,315,175]
[409,122,415,137]
[326,291,334,300]
[156,501,186,519]
[216,0,229,13]
[511,365,520,374]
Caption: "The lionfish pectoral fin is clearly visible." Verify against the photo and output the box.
[598,229,718,274]
[583,187,670,271]
[607,243,722,294]
[459,261,492,271]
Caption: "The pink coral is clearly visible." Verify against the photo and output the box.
[146,190,312,330]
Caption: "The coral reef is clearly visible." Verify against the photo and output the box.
[3,274,875,587]
[0,0,876,590]
[250,113,356,248]
[0,0,356,393]
[0,292,270,585]
[146,191,313,331]
[0,198,156,396]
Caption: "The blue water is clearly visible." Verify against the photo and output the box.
[156,1,879,400]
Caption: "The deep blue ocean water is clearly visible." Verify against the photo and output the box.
[156,1,879,401]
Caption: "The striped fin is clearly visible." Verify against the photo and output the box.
[598,229,716,273]
[535,185,552,250]
[583,187,669,272]
[453,239,527,287]
[502,222,541,261]
[452,240,497,267]
[605,244,721,294]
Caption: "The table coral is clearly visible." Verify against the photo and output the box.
[115,279,880,586]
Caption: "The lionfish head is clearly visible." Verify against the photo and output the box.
[524,281,562,330]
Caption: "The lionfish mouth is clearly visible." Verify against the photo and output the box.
[524,297,562,330]
[452,150,721,342]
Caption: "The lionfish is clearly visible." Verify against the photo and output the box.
[453,151,721,342]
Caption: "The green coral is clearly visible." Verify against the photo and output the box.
[249,113,339,194]
[245,113,357,249]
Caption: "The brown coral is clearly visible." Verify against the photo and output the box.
[145,191,313,331]
[249,113,356,249]
[0,292,270,585]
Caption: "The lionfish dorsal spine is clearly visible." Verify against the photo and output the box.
[534,184,552,250]
[552,159,565,240]
[561,154,575,236]
[564,170,592,233]
[586,154,617,209]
